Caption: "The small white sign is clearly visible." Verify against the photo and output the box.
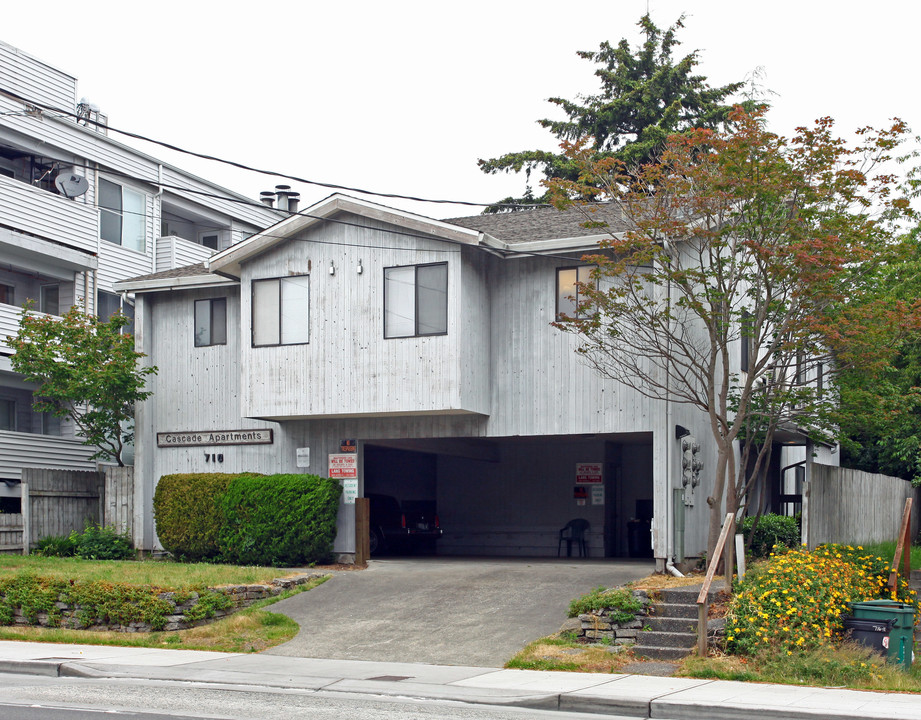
[591,485,605,505]
[296,447,310,468]
[342,478,358,504]
[576,462,603,484]
[329,453,358,479]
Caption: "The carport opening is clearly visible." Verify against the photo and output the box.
[361,433,653,558]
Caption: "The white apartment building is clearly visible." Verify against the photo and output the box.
[0,40,282,510]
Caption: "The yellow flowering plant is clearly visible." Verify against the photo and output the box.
[725,544,918,655]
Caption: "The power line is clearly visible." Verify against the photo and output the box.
[0,87,547,211]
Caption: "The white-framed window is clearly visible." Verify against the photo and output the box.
[40,284,59,316]
[99,177,146,252]
[195,297,227,347]
[384,263,448,338]
[252,276,309,346]
[556,266,593,319]
[0,399,14,431]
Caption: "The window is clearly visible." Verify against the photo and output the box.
[384,263,448,338]
[195,297,227,347]
[199,232,219,250]
[96,290,135,335]
[556,266,593,319]
[740,309,753,373]
[252,276,309,346]
[40,284,59,315]
[0,283,13,305]
[0,399,14,431]
[99,178,146,252]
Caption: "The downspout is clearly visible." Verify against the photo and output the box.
[663,238,684,577]
[152,165,164,274]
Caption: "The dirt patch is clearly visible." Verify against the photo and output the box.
[629,572,707,590]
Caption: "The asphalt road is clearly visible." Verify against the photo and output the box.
[267,556,653,666]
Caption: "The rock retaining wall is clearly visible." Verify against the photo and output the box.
[4,572,326,633]
[576,590,650,645]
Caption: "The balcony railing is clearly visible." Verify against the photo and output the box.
[0,429,97,480]
[155,235,215,272]
[0,174,98,255]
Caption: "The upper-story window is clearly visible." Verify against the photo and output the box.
[40,284,59,316]
[556,266,594,319]
[99,178,146,252]
[0,283,13,306]
[97,290,135,335]
[0,398,14,431]
[252,276,309,346]
[384,263,448,338]
[195,298,227,347]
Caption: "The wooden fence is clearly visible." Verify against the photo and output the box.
[805,465,920,548]
[0,467,134,554]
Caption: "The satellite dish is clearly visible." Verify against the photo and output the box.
[54,172,89,198]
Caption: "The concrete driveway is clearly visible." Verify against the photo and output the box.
[266,557,653,667]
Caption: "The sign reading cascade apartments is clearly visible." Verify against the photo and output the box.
[157,429,274,447]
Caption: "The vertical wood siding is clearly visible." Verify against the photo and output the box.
[104,467,134,534]
[21,468,105,544]
[0,513,24,554]
[806,465,920,547]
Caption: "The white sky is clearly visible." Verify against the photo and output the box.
[3,1,918,219]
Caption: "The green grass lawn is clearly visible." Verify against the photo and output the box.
[0,555,331,652]
[0,555,304,589]
[859,541,921,571]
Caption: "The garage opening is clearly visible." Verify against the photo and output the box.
[362,433,653,558]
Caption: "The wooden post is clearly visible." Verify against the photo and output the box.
[724,514,735,592]
[354,497,370,565]
[697,599,708,657]
[20,482,29,555]
[889,497,913,592]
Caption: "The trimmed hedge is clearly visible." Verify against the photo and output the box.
[740,513,801,559]
[153,473,250,560]
[218,474,342,566]
[153,472,341,566]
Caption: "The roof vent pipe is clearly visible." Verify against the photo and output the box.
[275,184,292,213]
[288,192,300,214]
[259,191,276,207]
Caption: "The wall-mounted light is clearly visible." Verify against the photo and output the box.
[329,261,335,276]
[357,259,363,275]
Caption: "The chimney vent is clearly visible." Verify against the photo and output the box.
[259,191,275,207]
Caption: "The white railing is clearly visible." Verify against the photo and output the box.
[0,303,61,354]
[0,174,98,254]
[155,235,215,272]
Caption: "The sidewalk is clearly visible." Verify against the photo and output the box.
[0,640,918,719]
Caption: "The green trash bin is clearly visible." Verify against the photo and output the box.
[848,600,916,670]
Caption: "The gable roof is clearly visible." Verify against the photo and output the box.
[208,194,483,279]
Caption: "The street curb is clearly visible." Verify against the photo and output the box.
[0,659,913,720]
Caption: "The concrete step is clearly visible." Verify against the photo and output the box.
[648,602,698,620]
[636,630,697,649]
[658,585,724,604]
[644,616,698,634]
[633,644,695,661]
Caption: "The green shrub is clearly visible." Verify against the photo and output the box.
[75,523,134,560]
[218,474,341,566]
[154,473,255,560]
[33,533,79,557]
[567,586,644,623]
[740,513,801,558]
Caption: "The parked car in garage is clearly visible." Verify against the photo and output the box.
[367,493,442,555]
